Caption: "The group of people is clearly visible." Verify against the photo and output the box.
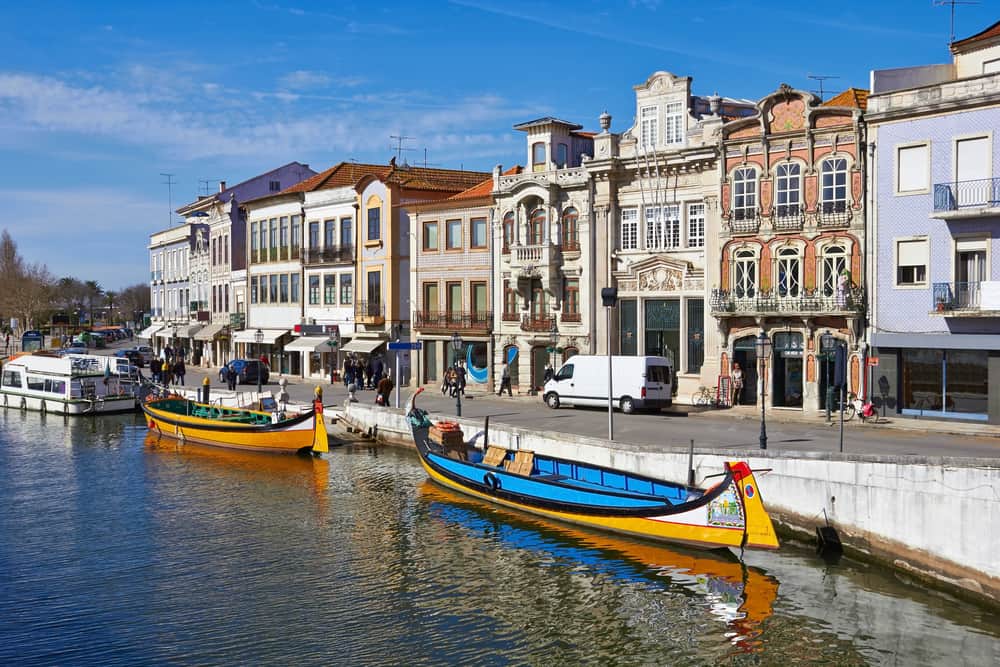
[441,362,467,398]
[151,355,186,386]
[342,354,384,391]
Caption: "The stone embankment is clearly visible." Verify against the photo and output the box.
[339,401,1000,609]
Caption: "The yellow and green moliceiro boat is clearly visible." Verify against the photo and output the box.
[142,397,328,454]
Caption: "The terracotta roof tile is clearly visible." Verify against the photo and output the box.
[822,88,869,111]
[951,19,1000,52]
[280,162,389,194]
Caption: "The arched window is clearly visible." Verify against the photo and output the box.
[529,209,546,245]
[562,346,579,363]
[820,245,848,297]
[821,158,848,214]
[775,246,801,297]
[502,212,515,254]
[733,249,757,299]
[775,163,801,216]
[561,207,579,250]
[732,167,758,220]
[504,346,520,386]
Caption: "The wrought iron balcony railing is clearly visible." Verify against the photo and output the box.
[772,204,805,231]
[817,201,852,227]
[933,178,1000,212]
[355,300,385,324]
[521,314,557,332]
[303,246,354,265]
[727,209,760,234]
[932,282,992,312]
[413,310,492,332]
[710,287,865,314]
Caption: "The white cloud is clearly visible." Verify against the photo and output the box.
[279,70,331,90]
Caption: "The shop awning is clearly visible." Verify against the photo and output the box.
[156,323,203,340]
[231,328,289,345]
[284,336,335,353]
[340,337,385,354]
[137,324,162,340]
[193,323,225,341]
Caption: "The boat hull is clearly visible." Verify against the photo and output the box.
[142,399,328,454]
[0,391,137,415]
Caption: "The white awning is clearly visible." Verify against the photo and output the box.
[138,324,162,340]
[155,323,203,340]
[340,337,385,354]
[284,336,335,353]
[232,328,289,345]
[193,323,225,341]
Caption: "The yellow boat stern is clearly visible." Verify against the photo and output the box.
[728,461,779,550]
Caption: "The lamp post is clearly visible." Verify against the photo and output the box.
[601,287,618,442]
[755,331,772,450]
[451,331,463,417]
[328,328,340,385]
[821,331,835,422]
[254,328,264,396]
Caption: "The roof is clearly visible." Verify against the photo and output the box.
[445,166,523,202]
[572,130,597,138]
[513,116,583,131]
[277,159,487,196]
[951,19,1000,53]
[280,161,389,194]
[822,88,869,111]
[177,161,314,212]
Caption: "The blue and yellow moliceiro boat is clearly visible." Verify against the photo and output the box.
[142,397,328,454]
[406,388,778,551]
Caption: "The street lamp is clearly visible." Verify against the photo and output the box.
[172,325,178,358]
[548,322,559,372]
[821,331,835,421]
[601,287,618,442]
[451,331,463,417]
[255,328,264,396]
[328,328,340,384]
[755,331,772,450]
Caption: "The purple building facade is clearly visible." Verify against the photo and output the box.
[867,21,1000,423]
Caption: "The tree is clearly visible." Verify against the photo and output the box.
[116,283,151,326]
[83,280,103,325]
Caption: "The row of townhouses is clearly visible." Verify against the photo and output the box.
[145,20,1000,423]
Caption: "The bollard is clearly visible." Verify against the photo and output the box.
[202,376,210,404]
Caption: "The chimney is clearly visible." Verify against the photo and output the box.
[218,181,227,193]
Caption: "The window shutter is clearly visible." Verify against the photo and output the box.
[897,239,927,266]
[897,144,928,192]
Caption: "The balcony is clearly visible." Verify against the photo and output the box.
[521,314,556,332]
[355,300,385,326]
[560,312,581,323]
[931,282,1000,317]
[501,311,520,322]
[726,209,760,234]
[413,310,492,334]
[817,201,852,228]
[303,246,355,265]
[771,205,805,232]
[710,287,865,316]
[933,178,1000,219]
[508,243,559,276]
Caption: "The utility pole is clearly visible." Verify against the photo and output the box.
[160,173,175,226]
[933,0,979,44]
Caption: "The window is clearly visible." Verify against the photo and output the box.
[251,276,258,304]
[733,249,757,298]
[340,217,353,248]
[367,271,381,307]
[279,274,289,303]
[640,105,658,148]
[269,180,281,192]
[251,222,259,260]
[687,203,705,248]
[447,282,462,316]
[269,219,277,251]
[896,238,928,286]
[561,208,579,250]
[423,221,439,251]
[664,101,684,145]
[309,275,320,304]
[472,282,487,318]
[269,274,279,303]
[324,274,335,305]
[309,221,320,248]
[291,273,300,303]
[367,207,381,241]
[896,144,929,194]
[290,217,300,257]
[732,167,757,219]
[502,212,514,252]
[563,278,579,316]
[645,206,663,250]
[532,142,546,171]
[259,222,267,258]
[323,220,337,249]
[26,375,44,391]
[280,217,289,255]
[775,246,801,297]
[821,158,849,213]
[471,217,487,249]
[529,209,545,245]
[620,208,638,250]
[820,245,847,297]
[984,58,1000,74]
[446,219,462,249]
[956,136,990,206]
[555,364,574,381]
[556,143,569,168]
[531,283,547,317]
[2,370,20,387]
[775,163,801,214]
[340,274,352,305]
[423,282,439,312]
[644,205,679,250]
[686,298,704,374]
[503,280,518,316]
[257,278,266,304]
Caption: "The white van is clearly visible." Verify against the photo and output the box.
[542,355,673,413]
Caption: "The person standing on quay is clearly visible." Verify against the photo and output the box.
[376,373,394,406]
[498,362,512,396]
[173,358,186,386]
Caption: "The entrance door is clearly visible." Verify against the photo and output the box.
[772,332,803,408]
[732,336,759,405]
[531,346,549,392]
[425,342,438,383]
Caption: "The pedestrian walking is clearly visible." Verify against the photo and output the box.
[498,362,512,396]
[730,362,743,406]
[343,357,352,388]
[227,363,238,391]
[543,362,554,384]
[376,373,394,406]
[456,362,467,396]
[161,358,172,386]
[173,358,186,386]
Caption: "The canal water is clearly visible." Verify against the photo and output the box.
[0,411,997,666]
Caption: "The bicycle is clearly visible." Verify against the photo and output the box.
[831,392,880,423]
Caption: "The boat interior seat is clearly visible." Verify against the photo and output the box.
[506,451,535,476]
[482,446,508,467]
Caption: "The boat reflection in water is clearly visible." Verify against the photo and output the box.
[418,481,778,653]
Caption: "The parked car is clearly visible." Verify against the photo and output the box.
[133,345,154,365]
[114,348,145,368]
[225,359,270,385]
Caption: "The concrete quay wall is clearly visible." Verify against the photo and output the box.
[342,402,1000,606]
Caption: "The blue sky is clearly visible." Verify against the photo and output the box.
[1,0,997,289]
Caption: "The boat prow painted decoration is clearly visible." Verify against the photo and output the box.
[142,397,328,454]
[406,388,778,551]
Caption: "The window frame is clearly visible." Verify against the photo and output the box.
[339,273,353,305]
[775,162,802,214]
[470,217,488,249]
[640,105,658,148]
[422,221,439,252]
[324,274,336,305]
[532,142,546,171]
[732,167,758,220]
[502,212,515,253]
[664,100,684,145]
[367,206,381,241]
[820,157,849,213]
[308,275,320,305]
[732,247,758,299]
[445,219,462,251]
[529,209,545,246]
[895,142,931,196]
[620,207,638,250]
[774,246,802,298]
[686,202,705,248]
[560,208,579,250]
[894,236,929,289]
[820,244,848,297]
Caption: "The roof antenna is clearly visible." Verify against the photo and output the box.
[160,173,175,226]
[807,74,840,102]
[198,178,221,196]
[389,135,415,164]
[933,0,979,44]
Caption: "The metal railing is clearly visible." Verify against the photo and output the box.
[817,201,852,227]
[710,287,865,314]
[560,312,582,323]
[413,310,492,332]
[932,282,981,311]
[727,209,760,233]
[355,301,384,323]
[772,205,804,231]
[303,246,355,265]
[521,315,556,332]
[934,178,1000,211]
